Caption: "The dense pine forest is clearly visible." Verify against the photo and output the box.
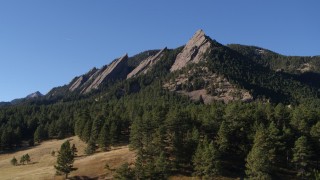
[1,32,320,179]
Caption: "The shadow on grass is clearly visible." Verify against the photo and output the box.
[15,162,39,166]
[69,176,98,180]
[0,144,40,155]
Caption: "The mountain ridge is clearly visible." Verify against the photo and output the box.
[2,29,320,105]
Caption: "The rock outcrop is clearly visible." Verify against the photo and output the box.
[170,29,212,72]
[26,91,43,99]
[81,54,128,94]
[69,68,98,92]
[164,66,253,104]
[127,48,167,79]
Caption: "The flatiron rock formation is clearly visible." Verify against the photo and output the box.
[82,54,128,94]
[170,29,212,71]
[127,48,167,79]
[69,68,98,92]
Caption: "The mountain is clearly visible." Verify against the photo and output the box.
[228,44,320,73]
[26,29,317,105]
[0,101,11,107]
[26,91,43,99]
[2,29,317,106]
[0,91,44,106]
[1,30,320,179]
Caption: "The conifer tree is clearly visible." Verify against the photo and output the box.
[20,155,26,165]
[48,122,57,138]
[82,121,92,143]
[85,140,97,155]
[114,163,134,180]
[193,137,221,178]
[75,109,90,139]
[90,115,104,142]
[34,126,43,143]
[1,129,10,149]
[71,144,77,157]
[292,136,312,179]
[109,121,118,145]
[14,127,22,147]
[310,121,320,171]
[98,122,110,151]
[216,121,230,152]
[55,141,77,179]
[310,121,320,138]
[245,125,273,180]
[25,154,31,164]
[153,151,169,179]
[267,121,284,166]
[11,157,18,166]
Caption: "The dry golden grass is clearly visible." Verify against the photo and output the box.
[0,136,135,180]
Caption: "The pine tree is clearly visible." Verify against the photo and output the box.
[25,153,31,164]
[71,144,77,157]
[85,140,97,155]
[34,126,43,143]
[90,115,104,142]
[14,127,22,147]
[48,121,57,138]
[292,136,312,179]
[20,155,26,165]
[245,125,273,180]
[192,141,205,177]
[98,122,110,151]
[1,129,9,149]
[114,163,134,180]
[75,109,90,140]
[274,103,289,126]
[129,117,144,151]
[153,151,169,179]
[216,121,230,152]
[55,141,77,179]
[193,137,221,178]
[267,121,284,166]
[109,121,118,145]
[311,121,320,138]
[11,157,18,166]
[81,120,92,143]
[310,121,320,172]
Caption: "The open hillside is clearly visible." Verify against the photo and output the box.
[0,136,134,180]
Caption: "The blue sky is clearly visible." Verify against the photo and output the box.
[0,0,319,101]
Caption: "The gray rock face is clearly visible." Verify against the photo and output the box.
[170,29,212,72]
[127,48,167,79]
[82,54,128,94]
[69,68,98,92]
[69,76,84,92]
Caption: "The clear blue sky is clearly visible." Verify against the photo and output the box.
[0,0,319,102]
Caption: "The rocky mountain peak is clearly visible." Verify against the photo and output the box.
[170,29,212,72]
[193,29,205,38]
[26,91,43,99]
